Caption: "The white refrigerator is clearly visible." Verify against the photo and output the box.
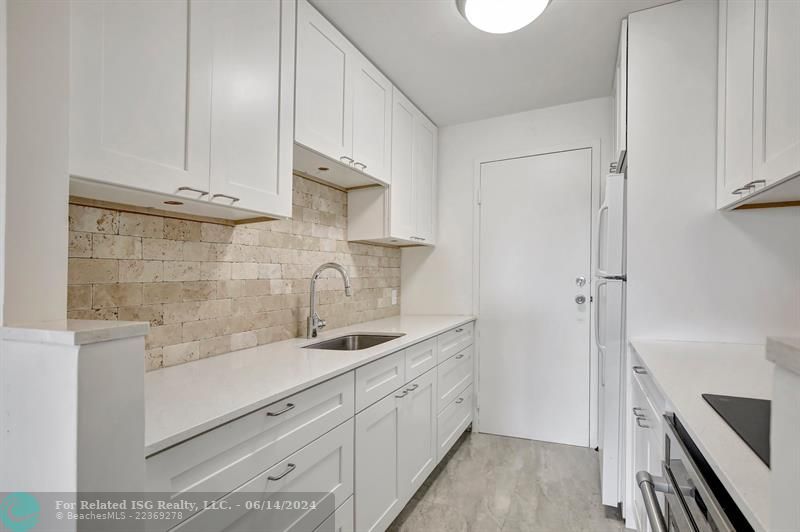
[595,173,626,509]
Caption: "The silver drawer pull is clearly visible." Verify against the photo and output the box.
[394,390,408,398]
[636,417,651,428]
[405,384,419,392]
[211,193,240,203]
[455,328,464,333]
[267,463,296,481]
[637,471,668,532]
[632,366,647,375]
[266,403,295,417]
[633,407,646,417]
[455,353,465,360]
[731,186,749,195]
[455,398,464,404]
[340,155,354,164]
[176,186,209,197]
[744,179,766,188]
[354,161,367,170]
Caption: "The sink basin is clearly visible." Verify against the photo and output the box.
[303,333,405,351]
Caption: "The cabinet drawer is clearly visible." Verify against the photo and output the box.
[436,383,473,462]
[405,338,436,382]
[436,323,474,364]
[355,350,406,411]
[314,496,353,532]
[146,372,354,504]
[437,345,473,412]
[172,419,354,532]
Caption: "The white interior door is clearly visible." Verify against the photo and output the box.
[478,148,593,447]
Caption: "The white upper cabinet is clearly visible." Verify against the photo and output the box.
[752,0,800,187]
[70,0,211,195]
[69,0,295,220]
[612,19,628,170]
[717,0,800,209]
[348,88,438,247]
[208,0,295,216]
[294,0,391,187]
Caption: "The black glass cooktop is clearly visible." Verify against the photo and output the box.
[702,394,770,467]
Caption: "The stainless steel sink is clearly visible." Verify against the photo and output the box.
[303,333,405,351]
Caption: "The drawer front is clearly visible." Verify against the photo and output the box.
[172,419,354,532]
[436,345,473,412]
[314,496,353,532]
[436,383,473,462]
[436,322,474,364]
[146,372,354,502]
[355,350,406,411]
[405,338,436,382]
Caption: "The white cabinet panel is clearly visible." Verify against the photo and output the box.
[208,0,294,217]
[70,0,211,195]
[295,0,353,163]
[437,346,473,412]
[613,20,628,165]
[314,496,354,532]
[399,370,438,498]
[390,89,417,240]
[355,391,404,532]
[753,0,800,187]
[436,383,473,462]
[351,53,392,184]
[436,323,474,364]
[355,350,406,412]
[405,339,436,382]
[412,114,437,244]
[173,419,354,532]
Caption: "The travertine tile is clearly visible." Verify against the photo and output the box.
[200,336,232,358]
[119,213,164,238]
[69,205,118,234]
[232,262,259,280]
[69,231,92,258]
[142,238,183,260]
[230,331,258,351]
[146,324,182,349]
[92,283,143,308]
[68,308,119,321]
[92,234,142,260]
[163,341,200,367]
[120,260,163,283]
[164,219,201,241]
[182,281,217,302]
[142,282,183,304]
[163,261,202,282]
[145,348,164,371]
[163,299,232,324]
[200,223,234,243]
[67,285,92,310]
[200,262,231,281]
[68,258,119,284]
[119,305,164,326]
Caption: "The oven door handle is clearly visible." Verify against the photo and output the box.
[637,470,669,532]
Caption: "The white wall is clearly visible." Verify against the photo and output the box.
[0,0,6,326]
[2,0,69,325]
[402,96,613,314]
[626,0,800,344]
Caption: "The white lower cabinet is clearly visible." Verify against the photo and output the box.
[172,419,354,532]
[313,496,354,532]
[437,383,474,462]
[630,370,664,532]
[399,370,438,497]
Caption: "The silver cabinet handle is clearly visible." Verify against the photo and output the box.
[732,186,750,195]
[405,384,419,392]
[410,236,427,242]
[267,463,296,481]
[354,161,367,170]
[633,407,646,417]
[266,403,295,417]
[636,417,651,428]
[455,397,464,404]
[455,328,464,333]
[211,193,240,203]
[455,353,465,360]
[394,390,408,398]
[632,366,647,375]
[744,179,766,189]
[340,155,354,164]
[176,186,209,197]
[637,471,668,532]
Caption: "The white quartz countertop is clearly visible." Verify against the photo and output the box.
[766,336,800,376]
[145,314,474,455]
[0,319,148,345]
[630,339,773,532]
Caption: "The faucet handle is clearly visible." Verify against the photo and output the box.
[318,319,327,330]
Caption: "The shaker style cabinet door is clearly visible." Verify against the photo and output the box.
[752,0,800,187]
[351,51,393,185]
[412,114,437,244]
[208,0,295,217]
[69,0,212,197]
[295,0,354,166]
[717,0,757,207]
[399,371,437,498]
[390,88,417,241]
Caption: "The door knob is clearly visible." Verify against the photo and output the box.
[575,276,586,287]
[575,295,586,304]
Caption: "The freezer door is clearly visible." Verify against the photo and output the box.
[596,174,626,277]
[596,278,626,507]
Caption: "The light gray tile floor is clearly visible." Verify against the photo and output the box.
[388,431,627,532]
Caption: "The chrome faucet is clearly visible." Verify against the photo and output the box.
[307,262,352,338]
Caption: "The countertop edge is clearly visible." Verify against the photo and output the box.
[629,339,769,532]
[766,336,800,376]
[1,319,149,346]
[145,315,476,456]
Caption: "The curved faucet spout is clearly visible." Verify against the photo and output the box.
[308,263,353,338]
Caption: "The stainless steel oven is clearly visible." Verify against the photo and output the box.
[636,413,746,532]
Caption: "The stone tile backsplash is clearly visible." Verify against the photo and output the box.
[67,175,401,371]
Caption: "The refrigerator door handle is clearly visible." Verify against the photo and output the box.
[594,278,607,392]
[595,204,610,278]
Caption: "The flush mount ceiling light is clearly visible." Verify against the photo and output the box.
[456,0,551,34]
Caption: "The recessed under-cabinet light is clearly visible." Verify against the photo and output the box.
[318,167,329,172]
[164,200,184,205]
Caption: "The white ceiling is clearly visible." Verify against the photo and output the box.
[310,0,674,126]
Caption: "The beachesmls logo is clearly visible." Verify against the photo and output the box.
[0,493,39,532]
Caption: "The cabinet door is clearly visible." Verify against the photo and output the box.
[399,370,437,498]
[70,0,211,196]
[207,0,295,217]
[630,380,650,532]
[390,88,417,241]
[717,0,756,207]
[355,391,403,532]
[351,52,392,185]
[412,113,437,244]
[614,19,628,161]
[753,0,800,186]
[295,0,353,165]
